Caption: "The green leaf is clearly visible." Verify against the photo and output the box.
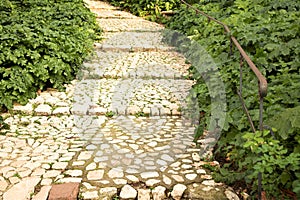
[0,0,101,110]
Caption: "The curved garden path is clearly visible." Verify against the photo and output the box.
[0,1,240,199]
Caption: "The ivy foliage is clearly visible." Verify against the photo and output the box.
[166,0,300,131]
[214,128,300,198]
[106,0,178,21]
[106,0,199,22]
[164,0,300,198]
[0,0,101,109]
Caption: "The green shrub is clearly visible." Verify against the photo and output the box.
[167,0,300,124]
[214,128,300,198]
[0,0,101,109]
[106,0,182,21]
[165,0,300,198]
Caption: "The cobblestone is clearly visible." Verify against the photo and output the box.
[120,184,137,199]
[0,1,239,199]
[81,51,190,79]
[152,186,166,200]
[97,18,163,32]
[96,31,172,51]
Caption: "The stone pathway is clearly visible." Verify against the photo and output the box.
[0,1,240,200]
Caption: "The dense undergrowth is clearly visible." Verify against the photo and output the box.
[106,0,199,22]
[110,0,300,198]
[166,1,300,198]
[107,0,180,21]
[167,1,300,198]
[0,0,101,110]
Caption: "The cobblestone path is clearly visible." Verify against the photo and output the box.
[0,1,240,199]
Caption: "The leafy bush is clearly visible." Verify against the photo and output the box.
[106,0,184,21]
[165,0,300,198]
[214,126,300,198]
[221,128,299,197]
[167,0,300,128]
[0,0,101,109]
